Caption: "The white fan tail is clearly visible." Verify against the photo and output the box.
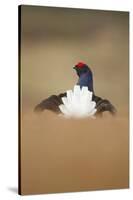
[59,85,97,118]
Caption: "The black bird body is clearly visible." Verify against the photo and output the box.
[34,62,116,116]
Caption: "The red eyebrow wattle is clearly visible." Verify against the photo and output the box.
[76,62,86,68]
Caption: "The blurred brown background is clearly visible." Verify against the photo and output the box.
[20,5,129,195]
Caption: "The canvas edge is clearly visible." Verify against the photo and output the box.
[18,4,22,195]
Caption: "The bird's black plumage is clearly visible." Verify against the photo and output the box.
[34,62,116,116]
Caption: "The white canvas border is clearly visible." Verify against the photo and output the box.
[0,0,132,199]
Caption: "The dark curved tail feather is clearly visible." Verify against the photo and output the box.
[34,93,66,113]
[95,98,117,116]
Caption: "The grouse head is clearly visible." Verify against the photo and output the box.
[73,62,94,92]
[73,62,92,76]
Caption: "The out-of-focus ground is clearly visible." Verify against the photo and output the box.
[20,5,129,194]
[21,111,129,195]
